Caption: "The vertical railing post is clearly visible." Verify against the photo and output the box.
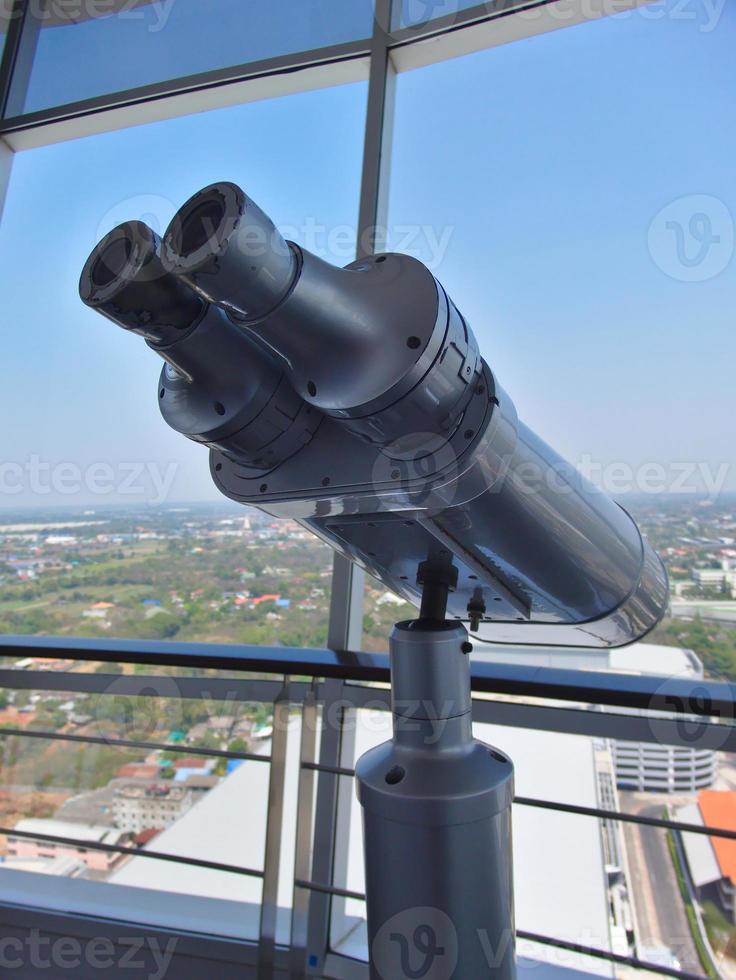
[327,702,359,950]
[289,684,319,976]
[302,678,354,975]
[258,679,291,979]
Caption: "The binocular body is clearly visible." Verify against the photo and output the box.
[80,182,668,647]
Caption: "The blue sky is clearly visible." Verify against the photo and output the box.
[387,0,736,492]
[0,0,733,507]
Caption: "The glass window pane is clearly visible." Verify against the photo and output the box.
[0,683,291,940]
[334,705,727,975]
[365,0,736,652]
[0,81,367,647]
[14,0,375,114]
[0,1,9,61]
[388,3,735,496]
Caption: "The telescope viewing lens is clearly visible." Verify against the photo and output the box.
[175,198,228,257]
[79,221,206,345]
[91,235,132,288]
[80,214,322,472]
[162,182,298,320]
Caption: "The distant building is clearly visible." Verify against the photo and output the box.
[115,763,161,781]
[134,828,161,848]
[376,591,407,607]
[174,767,215,783]
[172,757,214,771]
[678,791,736,922]
[82,601,115,622]
[182,774,220,795]
[608,646,717,793]
[694,568,728,590]
[112,783,193,834]
[613,740,716,794]
[247,594,281,608]
[0,855,86,878]
[6,820,126,874]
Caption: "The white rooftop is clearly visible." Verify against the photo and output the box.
[110,714,613,975]
[675,802,721,888]
[12,819,124,846]
[473,641,702,681]
[608,643,701,680]
[0,855,85,877]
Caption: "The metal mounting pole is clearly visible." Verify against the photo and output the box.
[355,574,516,979]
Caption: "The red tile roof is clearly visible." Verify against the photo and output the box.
[699,791,736,884]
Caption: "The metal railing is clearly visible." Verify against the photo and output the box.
[0,634,733,978]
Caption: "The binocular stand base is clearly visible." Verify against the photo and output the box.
[356,617,516,980]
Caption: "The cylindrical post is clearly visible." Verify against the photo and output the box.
[356,620,516,980]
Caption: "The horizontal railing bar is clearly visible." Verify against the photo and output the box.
[0,668,299,704]
[0,726,270,763]
[2,672,731,753]
[312,688,736,752]
[299,768,736,840]
[471,696,736,753]
[0,826,264,879]
[0,635,387,681]
[515,796,736,841]
[3,636,735,717]
[294,879,365,902]
[468,659,736,717]
[2,671,732,754]
[517,930,705,980]
[302,762,355,778]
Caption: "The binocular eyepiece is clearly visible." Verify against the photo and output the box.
[80,210,318,471]
[80,220,206,346]
[81,181,481,461]
[161,181,298,322]
[79,181,668,646]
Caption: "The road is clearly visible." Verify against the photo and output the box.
[619,792,702,975]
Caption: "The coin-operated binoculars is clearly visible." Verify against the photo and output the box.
[80,182,667,978]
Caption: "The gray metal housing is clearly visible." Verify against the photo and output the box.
[79,182,669,648]
[357,621,515,979]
